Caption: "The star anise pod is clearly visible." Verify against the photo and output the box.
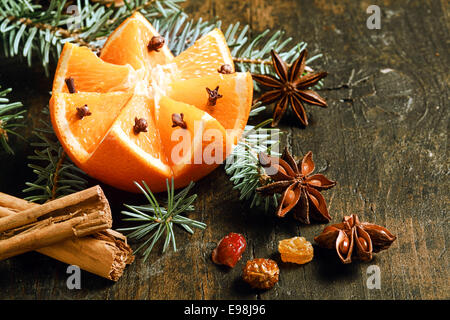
[252,49,328,127]
[256,147,336,224]
[314,214,396,264]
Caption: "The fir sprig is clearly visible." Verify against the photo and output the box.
[0,0,184,74]
[0,0,324,82]
[155,14,324,87]
[225,114,281,211]
[23,108,88,202]
[0,85,25,154]
[118,179,206,261]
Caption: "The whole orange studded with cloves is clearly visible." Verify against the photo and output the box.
[49,12,253,192]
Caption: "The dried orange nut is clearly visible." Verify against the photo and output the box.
[278,236,314,264]
[242,258,279,290]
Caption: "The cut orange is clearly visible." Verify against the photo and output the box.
[172,29,234,81]
[82,95,172,192]
[100,12,173,74]
[168,72,253,143]
[50,13,253,193]
[52,43,137,93]
[50,92,132,164]
[156,96,228,189]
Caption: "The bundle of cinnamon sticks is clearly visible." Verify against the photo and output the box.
[0,186,134,281]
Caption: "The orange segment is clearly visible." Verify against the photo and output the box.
[168,72,253,143]
[83,95,172,192]
[52,43,137,93]
[100,12,174,73]
[172,29,234,80]
[49,13,253,193]
[156,97,227,187]
[50,92,132,164]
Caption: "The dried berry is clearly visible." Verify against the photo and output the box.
[242,258,279,290]
[278,236,314,264]
[212,232,246,268]
[147,36,165,52]
[218,64,234,74]
[206,86,223,106]
[76,105,92,119]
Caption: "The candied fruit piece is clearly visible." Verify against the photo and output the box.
[278,236,314,264]
[242,258,279,290]
[212,232,246,268]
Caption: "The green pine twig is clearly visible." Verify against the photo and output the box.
[0,85,25,155]
[0,0,184,74]
[118,179,206,261]
[225,110,281,211]
[23,107,89,202]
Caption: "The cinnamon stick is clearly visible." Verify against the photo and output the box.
[0,186,111,233]
[0,190,134,281]
[0,186,112,260]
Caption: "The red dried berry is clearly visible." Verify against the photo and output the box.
[212,232,246,268]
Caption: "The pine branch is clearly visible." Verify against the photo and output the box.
[118,179,206,261]
[154,16,324,91]
[225,111,281,211]
[225,22,322,74]
[0,85,25,155]
[1,0,324,81]
[23,107,89,202]
[0,0,184,74]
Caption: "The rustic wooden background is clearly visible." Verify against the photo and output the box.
[0,0,448,300]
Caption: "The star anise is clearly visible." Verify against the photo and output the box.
[252,49,328,127]
[314,214,396,264]
[256,148,336,224]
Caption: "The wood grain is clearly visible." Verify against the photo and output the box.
[0,0,448,299]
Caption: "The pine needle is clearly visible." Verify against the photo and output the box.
[23,107,88,202]
[225,107,281,211]
[0,85,25,155]
[118,178,206,261]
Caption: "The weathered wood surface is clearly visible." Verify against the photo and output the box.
[0,0,448,299]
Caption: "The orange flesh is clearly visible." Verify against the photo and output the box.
[50,13,253,192]
[52,43,136,93]
[156,96,227,178]
[82,95,172,192]
[168,72,253,142]
[50,92,132,164]
[172,29,234,81]
[100,12,173,73]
